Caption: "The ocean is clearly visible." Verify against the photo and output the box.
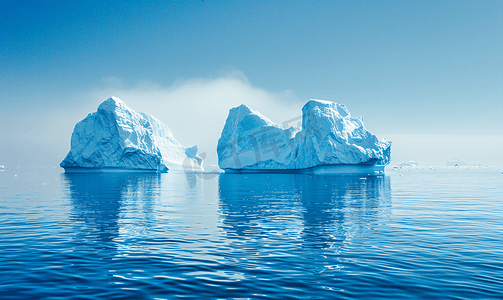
[1,166,502,299]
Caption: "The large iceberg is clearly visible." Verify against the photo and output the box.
[217,99,391,174]
[61,97,203,173]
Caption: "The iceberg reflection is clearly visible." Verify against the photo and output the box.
[63,172,161,249]
[218,174,391,249]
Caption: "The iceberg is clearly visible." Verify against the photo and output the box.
[217,99,391,175]
[446,157,466,166]
[61,97,203,173]
[394,161,418,169]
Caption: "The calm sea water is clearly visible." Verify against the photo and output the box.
[0,166,502,299]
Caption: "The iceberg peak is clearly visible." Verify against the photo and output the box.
[98,96,125,110]
[229,104,276,130]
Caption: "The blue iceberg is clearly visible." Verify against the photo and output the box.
[61,97,203,173]
[217,99,391,174]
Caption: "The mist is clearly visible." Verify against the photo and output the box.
[384,134,503,167]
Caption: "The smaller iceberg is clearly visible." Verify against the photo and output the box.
[446,157,466,166]
[0,165,4,171]
[217,99,391,175]
[394,161,418,169]
[61,97,203,173]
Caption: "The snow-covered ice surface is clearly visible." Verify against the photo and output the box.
[61,97,203,173]
[217,99,391,174]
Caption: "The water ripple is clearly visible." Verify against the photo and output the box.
[0,168,502,299]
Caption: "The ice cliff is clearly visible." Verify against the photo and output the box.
[61,97,203,172]
[217,99,391,171]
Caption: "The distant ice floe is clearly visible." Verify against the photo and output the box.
[393,161,418,169]
[446,157,467,166]
[217,99,391,174]
[61,97,203,173]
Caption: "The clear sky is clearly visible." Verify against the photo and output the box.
[1,0,502,167]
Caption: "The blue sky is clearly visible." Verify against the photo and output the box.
[1,0,502,167]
